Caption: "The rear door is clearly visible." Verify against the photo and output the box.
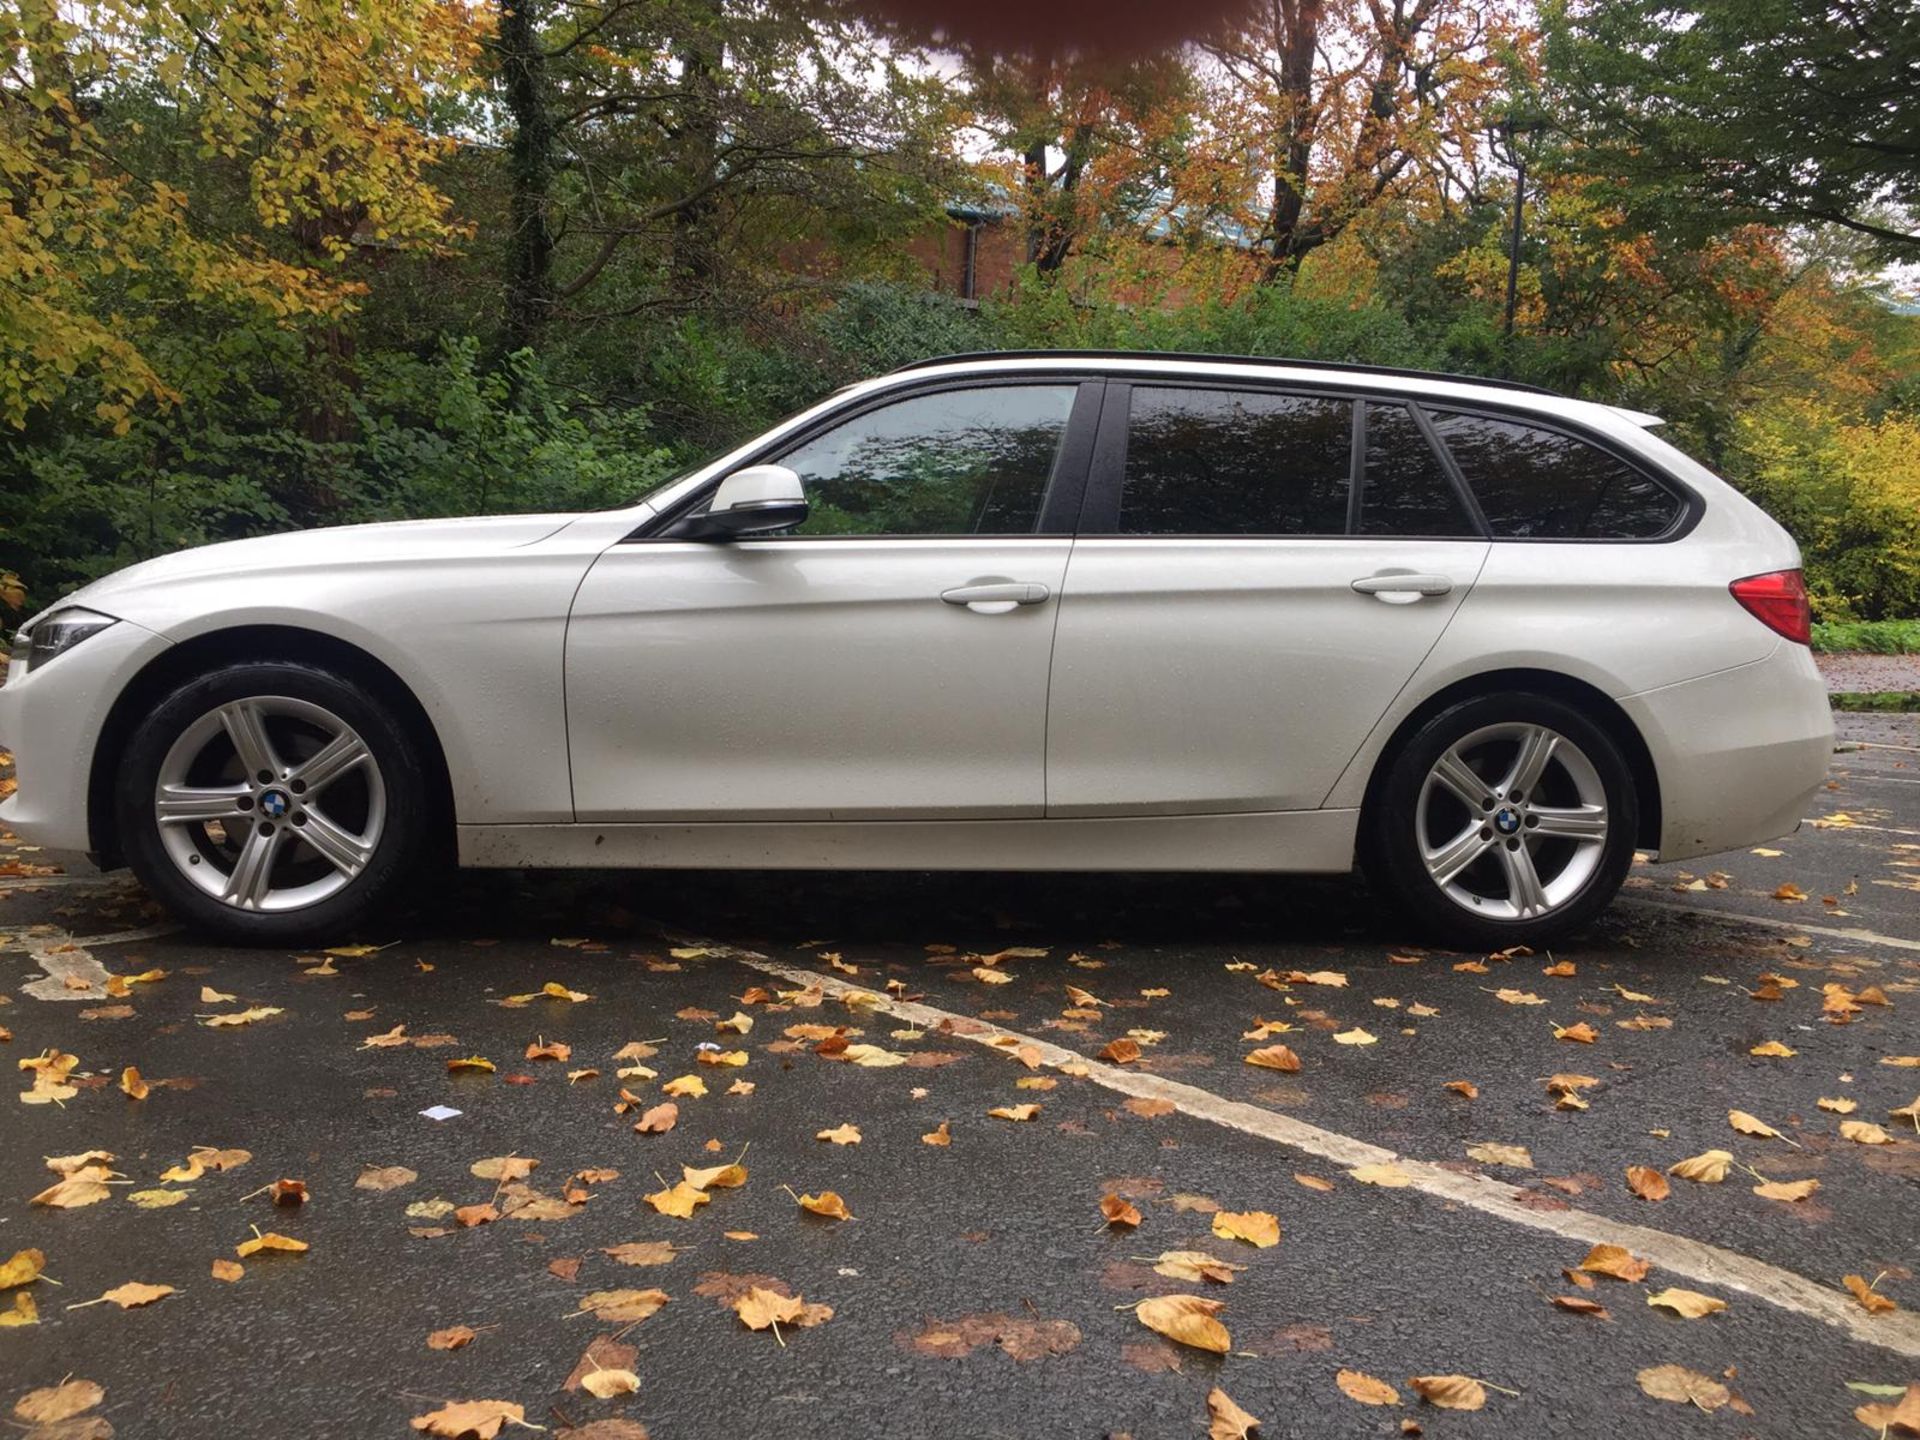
[566,378,1099,821]
[1045,383,1490,816]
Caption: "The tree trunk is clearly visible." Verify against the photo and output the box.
[500,0,555,355]
[670,0,724,295]
[1265,0,1324,278]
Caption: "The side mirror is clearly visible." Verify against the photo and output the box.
[686,464,809,540]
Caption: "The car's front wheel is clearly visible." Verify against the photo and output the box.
[1367,692,1639,950]
[117,661,429,943]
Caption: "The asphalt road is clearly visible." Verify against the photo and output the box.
[3,714,1917,1440]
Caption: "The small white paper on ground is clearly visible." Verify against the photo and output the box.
[419,1105,462,1121]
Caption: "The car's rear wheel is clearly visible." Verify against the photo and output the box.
[1366,692,1639,950]
[117,661,428,943]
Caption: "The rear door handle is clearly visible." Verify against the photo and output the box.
[941,582,1051,614]
[1351,573,1454,603]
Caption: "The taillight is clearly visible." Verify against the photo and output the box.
[1729,569,1811,645]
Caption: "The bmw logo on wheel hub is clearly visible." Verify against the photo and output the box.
[260,789,291,820]
[1493,807,1522,836]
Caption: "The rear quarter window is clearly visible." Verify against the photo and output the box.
[1425,409,1682,539]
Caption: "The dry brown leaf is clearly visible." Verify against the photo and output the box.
[1465,1141,1532,1169]
[644,1181,710,1219]
[1636,1364,1730,1410]
[1495,988,1545,1006]
[1244,1044,1301,1073]
[1749,1040,1796,1057]
[455,1203,500,1228]
[236,1231,308,1258]
[13,1379,104,1423]
[733,1285,832,1333]
[1728,1109,1789,1141]
[1149,1251,1245,1284]
[0,1247,45,1289]
[634,1102,678,1135]
[1100,1038,1143,1064]
[921,1120,952,1146]
[1553,1022,1599,1044]
[1444,1080,1479,1099]
[0,1292,38,1327]
[1348,1162,1413,1188]
[1845,1274,1899,1315]
[603,1241,679,1267]
[1294,1173,1335,1193]
[1578,1243,1651,1282]
[579,1367,641,1399]
[356,1164,417,1191]
[661,1074,706,1098]
[989,1103,1040,1121]
[1668,1149,1733,1183]
[446,1055,496,1074]
[1841,1120,1895,1145]
[428,1324,479,1350]
[211,1258,244,1282]
[816,1123,862,1145]
[795,1190,852,1221]
[408,1399,531,1438]
[1207,1386,1261,1439]
[1332,1027,1377,1045]
[682,1162,747,1191]
[91,1280,174,1308]
[1336,1369,1400,1406]
[1852,1384,1920,1434]
[119,1065,149,1100]
[1211,1210,1280,1248]
[577,1288,669,1323]
[31,1166,113,1209]
[1752,1177,1820,1202]
[1646,1288,1727,1319]
[1625,1166,1670,1202]
[1408,1375,1487,1411]
[470,1156,538,1182]
[1135,1294,1230,1353]
[1552,1294,1610,1319]
[1100,1193,1142,1228]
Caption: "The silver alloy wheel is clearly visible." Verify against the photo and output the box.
[153,695,386,913]
[1414,722,1609,921]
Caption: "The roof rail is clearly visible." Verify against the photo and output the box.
[883,349,1562,399]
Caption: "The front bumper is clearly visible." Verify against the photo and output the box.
[0,616,171,854]
[1619,642,1833,863]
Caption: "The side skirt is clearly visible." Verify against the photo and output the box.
[458,809,1361,873]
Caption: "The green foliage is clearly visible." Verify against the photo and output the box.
[1544,0,1920,255]
[1829,691,1920,713]
[1810,620,1920,655]
[0,338,676,602]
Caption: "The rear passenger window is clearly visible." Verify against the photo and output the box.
[1119,387,1351,535]
[1359,403,1476,537]
[1425,409,1681,538]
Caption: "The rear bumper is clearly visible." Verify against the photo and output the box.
[1620,642,1832,863]
[0,617,171,854]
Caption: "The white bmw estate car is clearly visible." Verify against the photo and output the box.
[1,351,1831,946]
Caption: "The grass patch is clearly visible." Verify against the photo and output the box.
[1812,619,1920,653]
[1831,691,1920,713]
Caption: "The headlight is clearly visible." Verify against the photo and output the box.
[18,608,117,675]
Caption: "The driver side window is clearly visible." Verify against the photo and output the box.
[770,384,1077,537]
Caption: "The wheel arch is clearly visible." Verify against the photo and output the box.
[88,625,456,868]
[1359,668,1662,853]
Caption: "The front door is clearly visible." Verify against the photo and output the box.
[1046,383,1489,815]
[566,380,1098,821]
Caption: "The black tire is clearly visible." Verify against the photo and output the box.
[116,660,430,944]
[1364,691,1640,951]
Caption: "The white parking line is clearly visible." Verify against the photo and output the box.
[15,924,183,1001]
[706,945,1920,1359]
[1618,895,1920,953]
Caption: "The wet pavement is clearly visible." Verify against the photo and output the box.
[2,714,1916,1440]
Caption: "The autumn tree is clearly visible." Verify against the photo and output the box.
[0,0,481,432]
[1198,0,1527,277]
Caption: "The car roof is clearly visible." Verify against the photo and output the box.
[873,351,1663,429]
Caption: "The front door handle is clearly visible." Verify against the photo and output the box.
[941,581,1051,614]
[1352,573,1454,604]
